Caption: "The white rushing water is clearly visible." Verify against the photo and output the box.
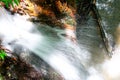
[0,7,88,80]
[0,7,120,80]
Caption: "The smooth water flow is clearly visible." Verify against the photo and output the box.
[0,0,120,79]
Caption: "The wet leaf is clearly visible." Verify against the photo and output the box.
[14,0,20,5]
[0,50,7,60]
[0,0,20,8]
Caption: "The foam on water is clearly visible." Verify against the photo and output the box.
[0,7,41,50]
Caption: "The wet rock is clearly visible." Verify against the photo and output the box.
[0,54,64,80]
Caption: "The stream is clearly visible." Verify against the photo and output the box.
[0,0,120,80]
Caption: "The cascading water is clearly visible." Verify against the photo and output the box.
[0,0,120,79]
[0,7,89,80]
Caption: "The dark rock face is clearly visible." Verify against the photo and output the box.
[0,54,63,80]
[0,56,41,80]
[77,0,96,24]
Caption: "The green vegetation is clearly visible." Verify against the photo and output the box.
[0,74,3,80]
[0,0,20,8]
[0,50,7,60]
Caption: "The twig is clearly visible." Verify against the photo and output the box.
[91,3,113,56]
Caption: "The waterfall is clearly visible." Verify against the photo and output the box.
[0,7,89,80]
[0,1,120,79]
